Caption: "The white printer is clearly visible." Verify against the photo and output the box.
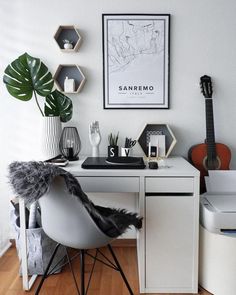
[199,171,236,295]
[200,170,236,234]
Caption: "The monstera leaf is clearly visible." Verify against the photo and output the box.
[45,90,73,122]
[3,52,54,101]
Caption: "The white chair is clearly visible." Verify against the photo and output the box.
[35,176,138,295]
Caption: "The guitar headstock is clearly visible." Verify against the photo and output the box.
[200,75,213,98]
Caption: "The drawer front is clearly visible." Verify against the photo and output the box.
[146,177,194,193]
[76,176,139,193]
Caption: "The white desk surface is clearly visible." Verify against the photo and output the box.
[65,156,199,177]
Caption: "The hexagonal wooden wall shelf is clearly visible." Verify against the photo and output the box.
[54,65,86,94]
[54,25,82,52]
[138,124,177,158]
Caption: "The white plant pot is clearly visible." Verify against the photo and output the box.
[41,116,62,160]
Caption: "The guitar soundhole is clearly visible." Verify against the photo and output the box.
[203,156,221,171]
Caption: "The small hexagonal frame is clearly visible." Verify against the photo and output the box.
[138,124,177,158]
[54,25,82,52]
[54,64,86,94]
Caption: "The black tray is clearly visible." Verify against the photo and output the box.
[82,157,146,169]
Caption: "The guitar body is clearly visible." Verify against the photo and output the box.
[188,75,231,193]
[189,143,231,192]
[189,142,231,171]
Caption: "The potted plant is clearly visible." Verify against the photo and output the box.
[3,52,73,159]
[4,52,73,234]
[108,132,119,157]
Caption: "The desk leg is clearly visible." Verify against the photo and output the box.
[137,176,145,293]
[19,199,38,290]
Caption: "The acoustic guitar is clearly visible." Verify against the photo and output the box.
[188,75,231,193]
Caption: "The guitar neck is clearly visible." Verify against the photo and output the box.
[205,98,216,159]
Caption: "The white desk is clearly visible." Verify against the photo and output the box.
[20,156,200,293]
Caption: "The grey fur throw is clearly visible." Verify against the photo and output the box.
[8,161,142,238]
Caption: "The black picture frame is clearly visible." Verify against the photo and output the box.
[102,14,170,109]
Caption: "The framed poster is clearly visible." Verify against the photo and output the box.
[102,14,170,109]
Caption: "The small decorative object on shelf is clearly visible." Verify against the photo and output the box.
[54,25,82,52]
[54,64,86,94]
[63,39,73,50]
[89,121,101,157]
[59,127,81,161]
[138,124,177,158]
[64,76,75,92]
[108,132,119,157]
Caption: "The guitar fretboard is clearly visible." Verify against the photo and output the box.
[205,99,216,160]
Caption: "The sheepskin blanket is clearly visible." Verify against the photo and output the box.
[8,161,142,238]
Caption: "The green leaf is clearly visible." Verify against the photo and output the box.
[44,90,73,122]
[3,52,54,101]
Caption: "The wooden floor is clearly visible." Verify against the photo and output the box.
[0,245,211,295]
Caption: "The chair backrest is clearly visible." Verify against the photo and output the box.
[39,176,112,249]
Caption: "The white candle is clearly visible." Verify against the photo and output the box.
[64,76,75,92]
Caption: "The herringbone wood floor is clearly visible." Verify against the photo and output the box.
[0,245,211,295]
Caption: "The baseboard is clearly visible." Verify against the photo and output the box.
[0,241,12,257]
[111,239,136,247]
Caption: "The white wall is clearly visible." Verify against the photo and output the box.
[1,0,236,250]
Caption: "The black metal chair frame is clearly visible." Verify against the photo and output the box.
[35,243,134,295]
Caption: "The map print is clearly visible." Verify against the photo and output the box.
[108,20,164,73]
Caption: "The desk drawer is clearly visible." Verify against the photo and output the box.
[145,177,194,193]
[76,176,139,193]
